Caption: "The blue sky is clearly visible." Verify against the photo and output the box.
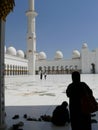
[5,0,98,59]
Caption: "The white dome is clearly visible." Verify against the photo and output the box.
[72,50,80,59]
[17,50,24,58]
[82,43,88,49]
[55,51,63,59]
[6,46,16,56]
[38,51,47,60]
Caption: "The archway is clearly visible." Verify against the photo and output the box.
[91,63,95,74]
[0,1,15,129]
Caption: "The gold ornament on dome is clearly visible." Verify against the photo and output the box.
[0,0,15,21]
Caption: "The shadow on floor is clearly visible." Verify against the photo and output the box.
[5,105,71,130]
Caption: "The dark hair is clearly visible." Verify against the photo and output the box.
[72,71,80,82]
[61,101,68,107]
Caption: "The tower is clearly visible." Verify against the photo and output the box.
[26,0,37,75]
[81,43,90,74]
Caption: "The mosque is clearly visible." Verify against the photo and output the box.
[4,43,98,75]
[4,0,98,75]
[35,43,98,74]
[0,1,98,130]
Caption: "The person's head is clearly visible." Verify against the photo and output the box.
[72,71,80,83]
[61,101,68,108]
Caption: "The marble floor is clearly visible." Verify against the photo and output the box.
[5,74,98,130]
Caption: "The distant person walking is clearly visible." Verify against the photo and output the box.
[39,71,43,80]
[66,71,92,130]
[44,71,47,80]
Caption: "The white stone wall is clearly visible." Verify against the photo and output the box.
[95,48,98,73]
[5,54,28,67]
[35,58,81,71]
[81,47,91,74]
[4,44,98,74]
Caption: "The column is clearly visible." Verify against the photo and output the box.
[0,19,6,130]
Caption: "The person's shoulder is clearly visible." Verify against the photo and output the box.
[53,106,61,113]
[80,82,88,86]
[80,82,92,91]
[54,105,60,110]
[81,81,86,84]
[67,83,73,87]
[66,83,73,91]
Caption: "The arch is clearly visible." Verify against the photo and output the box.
[91,63,95,74]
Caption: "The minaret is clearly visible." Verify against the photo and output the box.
[26,0,37,75]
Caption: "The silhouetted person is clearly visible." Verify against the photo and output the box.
[44,72,47,80]
[51,101,70,126]
[39,71,43,80]
[66,71,92,130]
[40,72,43,80]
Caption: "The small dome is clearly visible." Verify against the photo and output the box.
[38,51,47,60]
[72,50,80,59]
[17,50,24,58]
[82,43,88,49]
[55,51,63,60]
[6,46,16,56]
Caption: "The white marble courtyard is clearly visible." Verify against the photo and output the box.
[5,74,98,130]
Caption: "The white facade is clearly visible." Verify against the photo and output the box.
[95,48,98,73]
[4,44,98,75]
[35,43,98,74]
[4,46,28,76]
